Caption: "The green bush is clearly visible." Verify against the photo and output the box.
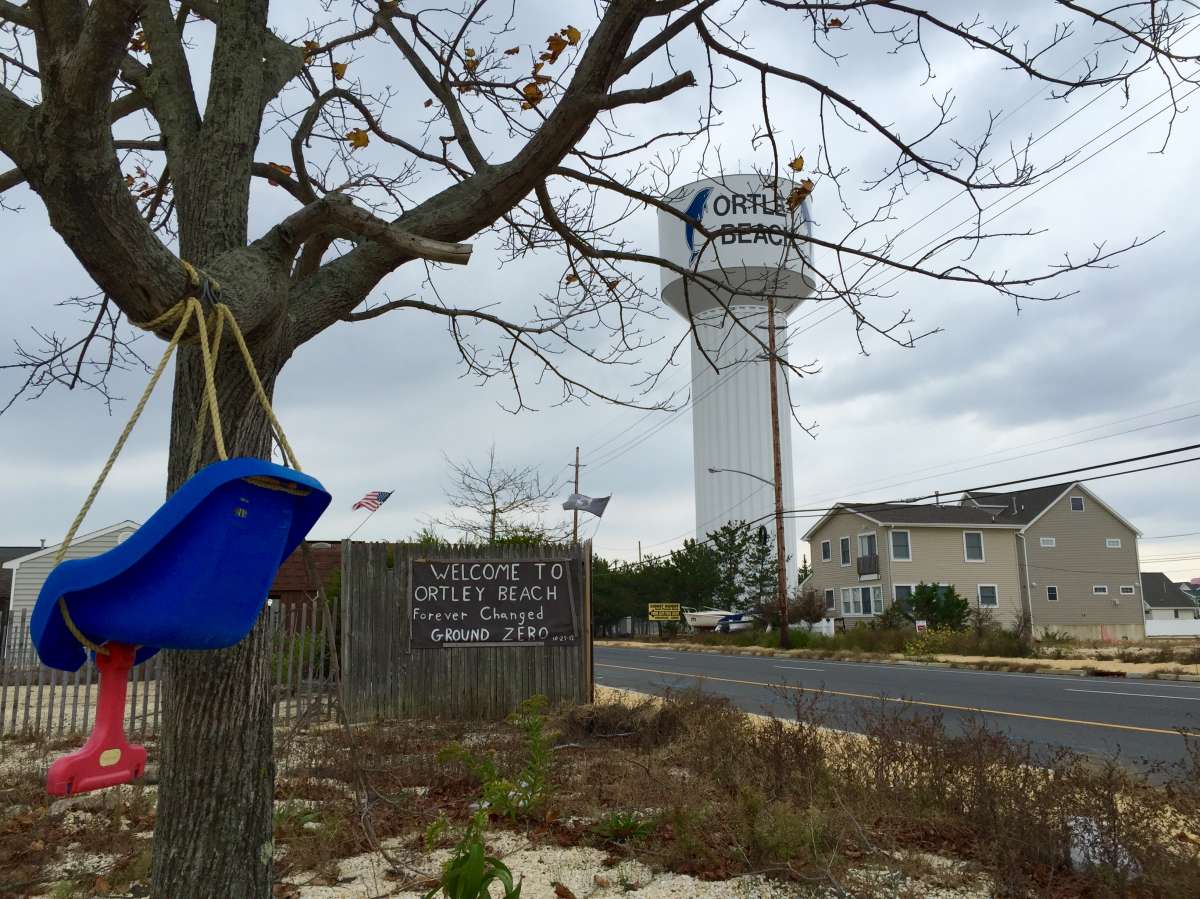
[894,582,970,630]
[438,695,554,822]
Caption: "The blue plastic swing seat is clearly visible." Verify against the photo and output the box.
[31,458,331,672]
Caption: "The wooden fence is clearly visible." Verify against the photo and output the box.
[341,540,593,722]
[0,602,335,739]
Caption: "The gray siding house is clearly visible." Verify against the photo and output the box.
[963,483,1144,640]
[804,482,1146,640]
[3,521,140,625]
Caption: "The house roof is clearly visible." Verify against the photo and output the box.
[962,483,1073,525]
[1141,571,1199,610]
[803,501,1024,538]
[845,502,1023,527]
[0,546,38,609]
[2,520,140,569]
[964,482,1141,536]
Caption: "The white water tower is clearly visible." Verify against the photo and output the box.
[656,173,815,585]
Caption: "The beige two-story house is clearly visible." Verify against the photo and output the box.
[803,481,1145,640]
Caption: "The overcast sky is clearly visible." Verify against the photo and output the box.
[2,1,1198,582]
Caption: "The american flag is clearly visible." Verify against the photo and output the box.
[351,490,393,512]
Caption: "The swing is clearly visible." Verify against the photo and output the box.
[30,265,331,795]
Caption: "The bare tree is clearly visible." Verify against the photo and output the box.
[0,2,1195,894]
[434,445,565,543]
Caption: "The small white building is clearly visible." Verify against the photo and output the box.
[3,521,140,624]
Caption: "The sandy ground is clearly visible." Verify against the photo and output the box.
[287,818,991,899]
[597,640,1200,678]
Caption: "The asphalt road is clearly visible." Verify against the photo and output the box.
[594,644,1200,772]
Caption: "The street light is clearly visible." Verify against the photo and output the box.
[706,463,791,647]
[707,466,774,489]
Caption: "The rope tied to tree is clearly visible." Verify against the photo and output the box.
[53,262,301,656]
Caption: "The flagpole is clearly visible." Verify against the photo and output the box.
[347,489,394,540]
[347,508,378,540]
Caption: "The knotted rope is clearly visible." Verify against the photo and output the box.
[54,262,300,655]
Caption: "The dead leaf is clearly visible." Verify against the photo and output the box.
[332,61,348,79]
[465,47,476,58]
[828,17,843,28]
[788,155,804,173]
[562,25,582,46]
[302,39,319,61]
[564,273,578,284]
[464,58,478,73]
[265,163,293,186]
[593,874,612,888]
[344,128,369,149]
[542,32,568,64]
[552,883,578,899]
[505,46,521,55]
[424,98,434,107]
[532,61,545,76]
[129,30,148,53]
[786,178,815,210]
[605,278,620,291]
[520,81,545,109]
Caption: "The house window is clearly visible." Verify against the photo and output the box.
[1070,496,1085,512]
[1120,585,1135,595]
[963,531,984,562]
[825,589,835,611]
[841,588,852,615]
[1093,585,1109,595]
[821,540,831,562]
[1046,586,1058,602]
[840,537,851,566]
[891,530,911,561]
[978,585,998,608]
[1105,538,1122,549]
[894,584,914,603]
[1040,536,1056,548]
[858,532,877,558]
[851,586,882,615]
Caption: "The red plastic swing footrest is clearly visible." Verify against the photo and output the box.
[47,643,147,796]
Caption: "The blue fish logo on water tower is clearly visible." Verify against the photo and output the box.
[683,187,713,265]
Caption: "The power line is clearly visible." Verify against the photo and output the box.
[574,21,1200,469]
[1145,531,1200,541]
[638,443,1200,556]
[585,57,1200,476]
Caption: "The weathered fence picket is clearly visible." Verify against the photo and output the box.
[341,540,593,722]
[0,598,334,738]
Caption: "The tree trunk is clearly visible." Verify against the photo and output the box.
[151,332,288,898]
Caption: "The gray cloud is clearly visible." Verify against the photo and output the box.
[2,2,1198,583]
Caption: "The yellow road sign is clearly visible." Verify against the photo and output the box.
[647,603,681,621]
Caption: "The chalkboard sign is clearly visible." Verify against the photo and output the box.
[409,558,579,648]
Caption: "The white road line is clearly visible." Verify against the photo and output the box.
[649,655,675,660]
[774,665,825,672]
[1065,688,1200,701]
[601,647,1200,690]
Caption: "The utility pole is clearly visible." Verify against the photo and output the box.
[571,446,582,545]
[637,540,642,564]
[766,296,791,649]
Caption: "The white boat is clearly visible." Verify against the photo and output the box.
[683,609,757,632]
